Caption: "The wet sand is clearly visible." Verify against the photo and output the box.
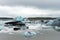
[0,29,60,40]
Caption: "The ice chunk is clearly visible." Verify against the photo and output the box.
[0,26,4,31]
[23,31,37,38]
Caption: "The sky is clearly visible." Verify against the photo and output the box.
[0,0,60,17]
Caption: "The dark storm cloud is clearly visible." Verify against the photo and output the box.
[0,0,60,10]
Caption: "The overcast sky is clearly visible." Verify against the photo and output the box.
[0,0,60,17]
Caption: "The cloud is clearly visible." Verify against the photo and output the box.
[0,0,60,10]
[0,5,60,17]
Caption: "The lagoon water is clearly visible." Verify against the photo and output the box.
[0,20,60,40]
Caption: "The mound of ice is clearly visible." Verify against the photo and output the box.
[23,31,37,38]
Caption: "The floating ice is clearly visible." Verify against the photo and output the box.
[0,26,4,31]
